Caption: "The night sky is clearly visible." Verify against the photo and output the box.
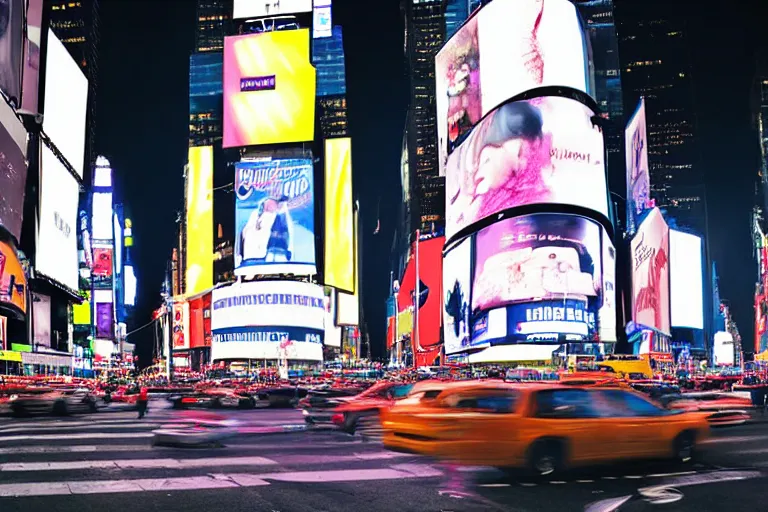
[94,0,766,361]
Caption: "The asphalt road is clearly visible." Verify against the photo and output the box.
[1,404,768,511]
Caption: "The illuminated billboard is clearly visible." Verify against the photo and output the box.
[445,96,607,241]
[0,97,28,241]
[0,0,23,105]
[92,247,113,290]
[91,192,113,241]
[0,240,27,316]
[21,0,43,115]
[631,208,671,336]
[94,290,114,339]
[443,237,472,355]
[323,286,342,347]
[210,280,325,361]
[185,146,213,296]
[600,229,617,342]
[313,0,333,38]
[234,158,316,276]
[324,138,354,293]
[397,237,444,350]
[172,302,190,350]
[472,213,602,346]
[625,97,650,235]
[37,145,79,291]
[43,29,88,178]
[223,29,316,148]
[435,0,592,176]
[670,230,704,330]
[312,26,346,97]
[32,293,50,347]
[232,0,312,19]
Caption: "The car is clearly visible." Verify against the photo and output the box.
[381,382,711,476]
[661,392,752,426]
[330,382,414,435]
[168,388,256,410]
[299,385,367,426]
[10,387,99,417]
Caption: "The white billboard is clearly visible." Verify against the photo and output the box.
[324,287,341,347]
[113,213,123,273]
[443,237,472,355]
[211,280,325,361]
[233,0,312,19]
[336,290,359,326]
[37,144,79,291]
[91,192,113,240]
[669,230,704,329]
[713,331,734,366]
[43,29,88,178]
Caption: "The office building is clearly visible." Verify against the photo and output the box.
[615,0,704,234]
[312,26,349,138]
[195,0,232,53]
[443,0,482,40]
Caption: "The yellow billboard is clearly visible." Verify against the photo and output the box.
[325,138,354,293]
[185,146,213,296]
[223,28,316,148]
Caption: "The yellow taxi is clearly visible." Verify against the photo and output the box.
[380,382,710,476]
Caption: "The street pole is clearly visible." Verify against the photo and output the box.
[414,230,420,368]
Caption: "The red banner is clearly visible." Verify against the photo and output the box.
[386,316,395,350]
[189,297,205,348]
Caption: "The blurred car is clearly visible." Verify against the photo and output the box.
[299,385,370,426]
[168,388,256,410]
[381,382,710,476]
[10,388,98,417]
[329,382,414,434]
[254,386,308,408]
[661,392,752,426]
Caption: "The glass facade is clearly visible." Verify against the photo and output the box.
[195,0,232,53]
[189,52,223,147]
[312,26,347,97]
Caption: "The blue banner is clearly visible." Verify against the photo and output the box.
[234,159,316,276]
[212,326,323,345]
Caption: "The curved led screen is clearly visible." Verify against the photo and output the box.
[443,237,472,355]
[445,96,607,241]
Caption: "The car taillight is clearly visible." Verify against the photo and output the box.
[331,413,344,426]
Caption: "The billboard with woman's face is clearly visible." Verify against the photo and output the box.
[445,96,607,240]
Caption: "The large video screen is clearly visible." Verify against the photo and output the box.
[43,29,88,178]
[324,138,354,293]
[323,286,341,347]
[91,192,113,241]
[186,146,214,295]
[92,247,113,290]
[397,237,444,350]
[210,280,325,361]
[0,98,28,241]
[232,0,312,19]
[445,96,607,240]
[37,145,79,291]
[435,0,592,176]
[625,97,650,235]
[631,208,671,336]
[234,158,316,276]
[670,229,704,330]
[600,228,617,342]
[21,0,42,114]
[223,29,315,148]
[0,0,23,105]
[443,237,472,355]
[312,26,346,97]
[472,214,602,345]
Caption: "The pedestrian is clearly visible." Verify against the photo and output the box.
[137,386,149,419]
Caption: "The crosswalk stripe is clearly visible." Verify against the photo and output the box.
[0,432,154,442]
[0,455,279,472]
[702,435,768,445]
[0,417,172,429]
[0,422,163,434]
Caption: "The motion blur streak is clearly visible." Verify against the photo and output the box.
[324,137,354,294]
[185,146,213,296]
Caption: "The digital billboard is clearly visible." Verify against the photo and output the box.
[21,0,42,114]
[0,0,23,105]
[94,288,114,339]
[670,229,704,330]
[43,29,88,178]
[32,293,50,348]
[0,97,28,241]
[210,280,325,361]
[232,0,312,19]
[625,97,650,235]
[324,138,354,293]
[397,237,444,350]
[313,0,332,38]
[472,214,602,345]
[223,29,316,148]
[92,247,113,290]
[435,0,592,176]
[323,286,341,347]
[234,158,316,276]
[312,26,346,97]
[186,146,214,296]
[91,192,113,241]
[172,302,190,350]
[445,96,607,241]
[0,240,26,315]
[72,291,90,325]
[631,208,670,336]
[37,145,79,292]
[600,228,617,342]
[443,237,472,355]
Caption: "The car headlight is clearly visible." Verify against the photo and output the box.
[9,395,18,401]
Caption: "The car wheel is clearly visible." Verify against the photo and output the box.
[10,404,26,418]
[88,400,98,413]
[211,398,222,409]
[355,412,381,439]
[673,431,696,463]
[527,440,564,477]
[53,400,68,416]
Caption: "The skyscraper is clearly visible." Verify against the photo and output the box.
[402,0,444,233]
[312,25,349,138]
[47,0,100,178]
[615,0,704,234]
[195,0,232,53]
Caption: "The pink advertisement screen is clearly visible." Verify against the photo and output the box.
[630,208,671,336]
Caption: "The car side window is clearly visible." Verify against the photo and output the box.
[451,391,518,414]
[600,390,666,417]
[534,389,601,419]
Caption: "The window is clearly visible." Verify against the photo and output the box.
[445,390,519,414]
[390,384,414,399]
[600,390,667,417]
[534,389,600,419]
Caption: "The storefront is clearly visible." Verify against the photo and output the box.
[0,349,23,375]
[21,350,73,376]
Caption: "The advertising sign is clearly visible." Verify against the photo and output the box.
[92,248,113,279]
[21,0,42,114]
[324,138,354,293]
[43,29,88,178]
[443,237,472,355]
[435,0,592,176]
[186,146,214,295]
[37,145,79,292]
[670,229,704,330]
[323,286,341,347]
[211,281,325,361]
[313,0,333,39]
[312,26,346,97]
[95,302,113,339]
[234,158,316,276]
[472,214,601,344]
[0,97,28,241]
[631,208,671,336]
[600,229,617,342]
[32,293,50,348]
[172,302,190,350]
[91,192,113,241]
[0,0,23,105]
[0,240,26,315]
[232,0,312,19]
[223,29,315,148]
[445,96,607,240]
[625,97,650,235]
[397,237,444,350]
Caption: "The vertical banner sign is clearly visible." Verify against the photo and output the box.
[324,137,354,293]
[186,146,214,296]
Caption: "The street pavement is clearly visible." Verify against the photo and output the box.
[1,405,768,511]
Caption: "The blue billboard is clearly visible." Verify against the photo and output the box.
[311,26,346,97]
[234,159,316,276]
